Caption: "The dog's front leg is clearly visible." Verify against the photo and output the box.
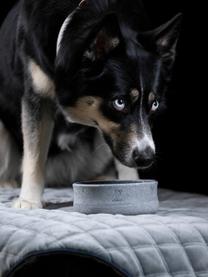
[13,60,55,208]
[13,96,54,208]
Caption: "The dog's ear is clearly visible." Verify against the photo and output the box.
[84,25,120,62]
[153,13,182,68]
[140,13,182,69]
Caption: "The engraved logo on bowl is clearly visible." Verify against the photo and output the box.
[112,189,124,202]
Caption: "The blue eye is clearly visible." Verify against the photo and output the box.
[151,100,159,111]
[113,98,126,111]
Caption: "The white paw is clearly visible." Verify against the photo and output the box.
[13,198,43,209]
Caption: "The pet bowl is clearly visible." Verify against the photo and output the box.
[73,180,159,215]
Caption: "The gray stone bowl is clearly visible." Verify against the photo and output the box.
[73,180,159,215]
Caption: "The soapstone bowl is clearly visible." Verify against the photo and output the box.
[73,180,159,215]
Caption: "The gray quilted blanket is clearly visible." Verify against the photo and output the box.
[0,188,208,277]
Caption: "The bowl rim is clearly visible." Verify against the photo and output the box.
[73,179,158,188]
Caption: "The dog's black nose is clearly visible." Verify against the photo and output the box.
[133,147,154,168]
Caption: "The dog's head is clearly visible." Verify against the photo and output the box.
[55,2,181,169]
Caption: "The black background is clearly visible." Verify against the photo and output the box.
[0,1,206,194]
[142,0,206,194]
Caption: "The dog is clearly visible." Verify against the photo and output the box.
[0,0,181,208]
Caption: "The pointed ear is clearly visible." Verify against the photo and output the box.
[142,13,182,69]
[154,13,182,68]
[155,13,182,63]
[84,28,120,61]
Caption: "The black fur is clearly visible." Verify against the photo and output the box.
[0,0,181,179]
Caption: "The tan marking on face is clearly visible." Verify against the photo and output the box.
[28,59,55,99]
[148,92,156,103]
[130,89,139,103]
[65,97,120,134]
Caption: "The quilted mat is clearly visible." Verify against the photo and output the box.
[0,188,208,277]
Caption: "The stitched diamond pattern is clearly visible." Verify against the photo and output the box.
[0,189,208,277]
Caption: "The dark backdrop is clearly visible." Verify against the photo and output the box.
[0,1,206,194]
[142,0,205,194]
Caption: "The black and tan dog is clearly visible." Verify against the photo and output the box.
[0,0,181,208]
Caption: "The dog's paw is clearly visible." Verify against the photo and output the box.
[12,198,43,209]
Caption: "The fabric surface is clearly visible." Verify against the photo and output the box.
[0,188,208,277]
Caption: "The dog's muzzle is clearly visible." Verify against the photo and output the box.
[131,134,155,169]
[132,146,155,169]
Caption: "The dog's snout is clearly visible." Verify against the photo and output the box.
[133,146,155,168]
